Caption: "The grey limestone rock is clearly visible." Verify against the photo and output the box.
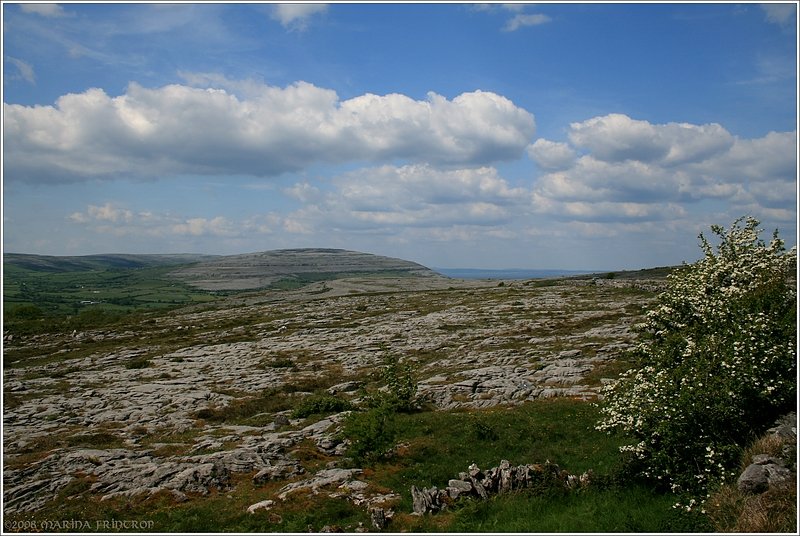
[737,464,771,494]
[253,460,304,484]
[410,459,586,515]
[410,485,447,515]
[446,479,473,499]
[736,412,798,494]
[277,468,363,500]
[737,461,792,494]
[246,499,275,514]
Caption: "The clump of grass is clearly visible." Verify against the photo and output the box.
[261,356,295,369]
[125,356,152,369]
[281,375,337,394]
[57,476,95,499]
[706,481,796,533]
[739,433,790,470]
[66,432,124,449]
[290,394,353,419]
[705,425,797,533]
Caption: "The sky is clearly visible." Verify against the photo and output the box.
[2,1,798,270]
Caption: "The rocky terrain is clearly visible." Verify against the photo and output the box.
[168,248,441,291]
[3,272,664,522]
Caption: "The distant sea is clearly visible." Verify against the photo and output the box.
[433,268,594,280]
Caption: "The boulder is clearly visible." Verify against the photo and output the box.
[410,485,446,515]
[369,507,388,530]
[737,464,770,494]
[277,468,362,500]
[252,460,304,484]
[446,479,473,499]
[247,499,275,514]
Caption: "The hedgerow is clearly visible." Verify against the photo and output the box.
[596,217,797,510]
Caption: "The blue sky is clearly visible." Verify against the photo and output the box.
[2,2,797,270]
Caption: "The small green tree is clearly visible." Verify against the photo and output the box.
[363,356,418,412]
[597,217,796,507]
[341,356,419,464]
[340,404,397,465]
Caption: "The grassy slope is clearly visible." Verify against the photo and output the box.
[3,263,218,327]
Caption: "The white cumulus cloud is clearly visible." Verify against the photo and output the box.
[69,204,243,238]
[4,80,536,184]
[283,164,529,234]
[530,114,796,226]
[567,113,735,165]
[527,139,577,170]
[69,203,132,224]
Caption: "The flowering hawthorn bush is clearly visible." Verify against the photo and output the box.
[597,217,797,505]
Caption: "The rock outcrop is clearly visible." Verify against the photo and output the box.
[410,460,592,515]
[169,248,442,291]
[737,412,797,495]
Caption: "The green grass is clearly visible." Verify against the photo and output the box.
[194,374,347,426]
[364,398,708,532]
[3,263,218,335]
[376,399,627,496]
[446,485,712,532]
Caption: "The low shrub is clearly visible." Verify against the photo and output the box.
[290,394,353,419]
[340,405,397,465]
[362,356,418,412]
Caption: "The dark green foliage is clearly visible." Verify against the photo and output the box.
[125,357,152,369]
[598,217,797,498]
[5,304,45,320]
[195,389,294,425]
[363,356,418,412]
[262,357,295,369]
[290,394,353,419]
[340,357,420,464]
[66,432,124,449]
[468,419,499,442]
[341,405,398,465]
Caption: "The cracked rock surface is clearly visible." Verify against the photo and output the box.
[3,277,659,515]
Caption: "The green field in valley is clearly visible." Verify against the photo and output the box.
[2,261,218,333]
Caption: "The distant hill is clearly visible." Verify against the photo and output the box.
[3,250,442,318]
[3,253,217,273]
[168,248,441,291]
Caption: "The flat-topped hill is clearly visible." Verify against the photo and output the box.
[3,253,216,273]
[168,248,442,291]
